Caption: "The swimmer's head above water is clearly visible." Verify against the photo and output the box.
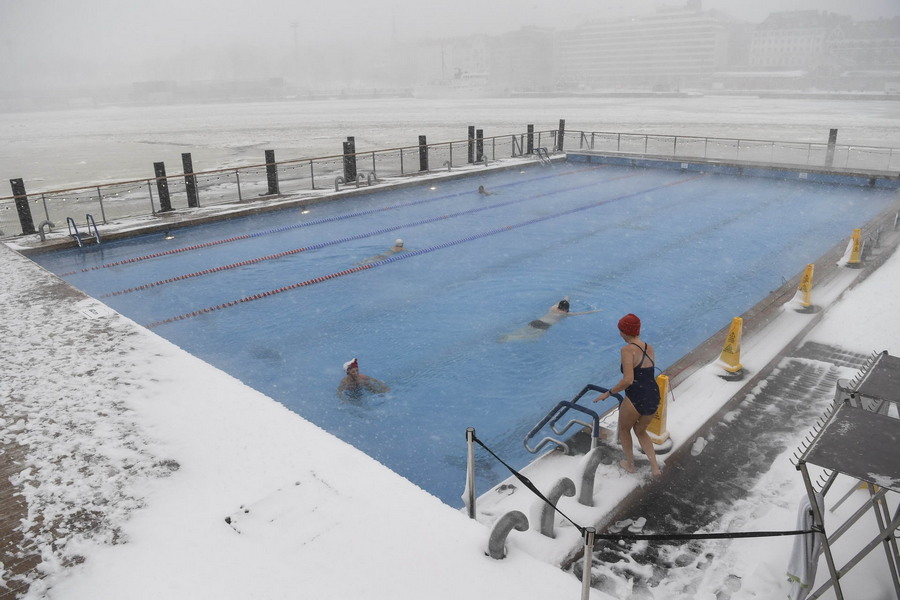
[343,358,359,373]
[557,297,570,312]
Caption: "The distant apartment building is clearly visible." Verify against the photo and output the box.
[554,3,733,91]
[714,11,900,92]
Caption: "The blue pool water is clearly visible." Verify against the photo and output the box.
[33,162,895,506]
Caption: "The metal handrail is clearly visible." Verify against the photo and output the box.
[523,384,622,455]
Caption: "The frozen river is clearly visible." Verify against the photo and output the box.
[1,95,899,193]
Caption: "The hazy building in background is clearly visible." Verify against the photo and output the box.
[554,2,734,91]
[1,0,898,110]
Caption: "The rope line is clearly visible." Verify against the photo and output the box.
[59,164,604,277]
[106,169,645,297]
[472,434,585,536]
[144,174,703,328]
[471,434,821,544]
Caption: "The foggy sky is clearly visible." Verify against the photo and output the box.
[1,0,898,91]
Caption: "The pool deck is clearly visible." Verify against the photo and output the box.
[2,161,899,597]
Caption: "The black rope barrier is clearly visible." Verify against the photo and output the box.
[471,433,822,544]
[471,434,585,536]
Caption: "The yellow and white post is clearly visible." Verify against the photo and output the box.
[648,374,670,445]
[837,228,862,268]
[716,317,744,380]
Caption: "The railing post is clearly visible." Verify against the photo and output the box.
[467,125,475,164]
[527,124,534,155]
[182,152,200,207]
[265,149,280,196]
[146,180,156,214]
[557,119,566,152]
[418,135,428,172]
[464,427,476,519]
[344,136,357,182]
[476,129,484,163]
[153,162,173,212]
[9,178,36,235]
[825,128,838,168]
[235,170,243,203]
[96,186,108,224]
[581,527,595,600]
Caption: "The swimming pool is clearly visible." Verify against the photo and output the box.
[32,162,896,506]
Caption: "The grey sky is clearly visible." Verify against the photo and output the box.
[1,0,898,90]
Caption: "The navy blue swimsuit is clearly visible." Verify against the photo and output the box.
[620,342,660,416]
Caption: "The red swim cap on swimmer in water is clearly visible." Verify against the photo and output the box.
[618,314,641,336]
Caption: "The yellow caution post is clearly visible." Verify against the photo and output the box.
[648,374,670,445]
[716,317,745,381]
[791,263,818,313]
[837,228,863,268]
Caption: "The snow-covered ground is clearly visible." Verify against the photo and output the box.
[1,97,899,599]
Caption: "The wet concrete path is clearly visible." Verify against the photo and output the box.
[570,341,870,598]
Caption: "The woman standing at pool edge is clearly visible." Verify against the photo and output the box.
[593,314,662,478]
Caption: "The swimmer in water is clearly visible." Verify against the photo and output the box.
[337,358,390,399]
[478,185,494,196]
[499,297,602,342]
[359,239,408,264]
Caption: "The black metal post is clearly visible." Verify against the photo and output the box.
[265,149,280,196]
[418,135,429,172]
[467,125,475,164]
[476,129,484,163]
[344,136,357,182]
[182,153,199,208]
[9,178,36,235]
[342,141,354,182]
[826,128,838,168]
[527,124,534,155]
[154,162,173,212]
[557,119,566,152]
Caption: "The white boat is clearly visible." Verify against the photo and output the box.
[413,72,500,99]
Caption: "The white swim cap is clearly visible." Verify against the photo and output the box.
[395,239,403,246]
[343,358,358,373]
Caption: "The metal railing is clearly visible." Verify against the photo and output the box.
[0,129,561,237]
[564,130,900,173]
[3,128,898,238]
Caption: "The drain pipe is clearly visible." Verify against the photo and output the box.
[464,428,476,518]
[538,477,575,538]
[37,220,55,242]
[487,510,528,559]
[578,446,606,506]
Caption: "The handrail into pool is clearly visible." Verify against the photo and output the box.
[524,384,622,455]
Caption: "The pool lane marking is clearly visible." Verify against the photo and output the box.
[144,173,705,329]
[58,164,606,277]
[103,170,645,297]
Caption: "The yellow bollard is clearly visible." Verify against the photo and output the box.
[716,317,744,380]
[792,263,816,312]
[838,228,862,268]
[648,374,670,445]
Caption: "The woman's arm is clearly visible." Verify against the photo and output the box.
[593,346,635,402]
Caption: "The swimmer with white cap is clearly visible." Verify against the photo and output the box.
[359,239,409,264]
[337,357,390,399]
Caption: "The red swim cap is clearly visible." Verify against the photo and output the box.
[618,313,641,337]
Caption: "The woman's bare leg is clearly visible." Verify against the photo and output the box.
[634,415,662,477]
[618,399,640,472]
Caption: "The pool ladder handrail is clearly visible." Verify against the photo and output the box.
[535,147,552,166]
[66,214,102,248]
[523,384,621,455]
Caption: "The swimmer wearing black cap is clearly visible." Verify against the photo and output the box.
[500,297,602,342]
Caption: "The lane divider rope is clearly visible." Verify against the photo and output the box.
[104,170,644,297]
[145,173,704,329]
[59,164,604,276]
